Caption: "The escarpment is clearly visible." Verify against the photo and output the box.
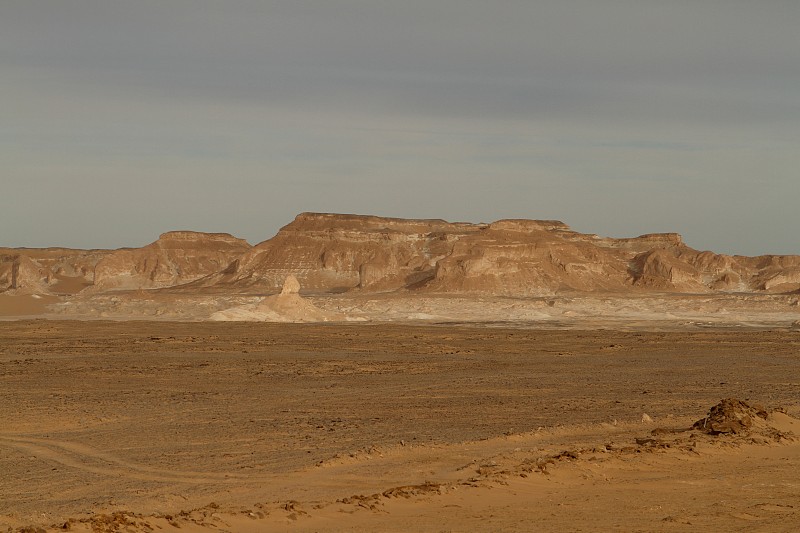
[4,213,799,296]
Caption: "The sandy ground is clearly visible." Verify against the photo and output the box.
[1,321,800,531]
[0,295,60,317]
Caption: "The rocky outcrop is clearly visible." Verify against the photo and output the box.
[627,247,800,293]
[425,222,623,296]
[742,256,800,292]
[0,248,111,294]
[4,213,800,297]
[190,213,484,293]
[630,249,704,291]
[92,231,251,290]
[0,254,48,294]
[196,213,800,296]
[210,275,347,322]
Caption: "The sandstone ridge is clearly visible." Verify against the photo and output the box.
[91,231,251,291]
[3,213,799,297]
[0,247,110,295]
[188,213,800,296]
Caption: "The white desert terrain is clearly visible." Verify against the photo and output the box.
[2,213,799,327]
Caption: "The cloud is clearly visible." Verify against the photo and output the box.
[1,1,798,254]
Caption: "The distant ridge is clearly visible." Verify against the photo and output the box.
[2,213,799,296]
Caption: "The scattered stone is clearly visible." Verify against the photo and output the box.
[692,398,768,435]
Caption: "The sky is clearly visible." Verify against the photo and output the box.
[2,1,798,255]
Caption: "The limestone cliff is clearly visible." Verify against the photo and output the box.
[190,213,483,293]
[0,248,110,294]
[4,213,799,297]
[92,231,251,290]
[189,213,800,296]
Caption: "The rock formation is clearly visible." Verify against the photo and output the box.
[189,213,800,296]
[3,213,800,298]
[92,231,251,290]
[0,247,110,294]
[190,213,484,293]
[210,275,346,322]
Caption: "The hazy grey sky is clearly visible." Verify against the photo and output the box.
[2,1,798,255]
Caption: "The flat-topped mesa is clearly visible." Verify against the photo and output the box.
[281,212,483,238]
[608,232,685,251]
[209,213,488,293]
[185,213,800,296]
[7,212,800,297]
[92,231,252,290]
[635,233,683,246]
[428,222,630,296]
[487,219,572,233]
[156,231,250,250]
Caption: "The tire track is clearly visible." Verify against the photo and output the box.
[0,435,263,484]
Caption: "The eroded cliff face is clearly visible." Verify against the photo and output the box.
[189,213,800,296]
[1,231,252,294]
[191,213,484,293]
[91,231,252,290]
[3,213,799,297]
[0,248,110,294]
[627,248,800,294]
[426,220,628,296]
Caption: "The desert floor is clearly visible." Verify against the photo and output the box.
[1,321,799,532]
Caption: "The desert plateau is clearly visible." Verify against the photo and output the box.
[3,213,800,327]
[6,0,799,530]
[2,213,800,532]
